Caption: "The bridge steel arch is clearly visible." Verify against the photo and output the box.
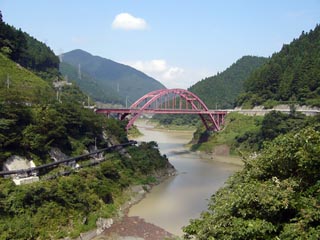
[123,88,226,131]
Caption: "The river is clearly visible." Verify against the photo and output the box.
[128,121,242,236]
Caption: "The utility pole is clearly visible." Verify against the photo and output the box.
[215,97,218,110]
[78,64,81,79]
[56,90,61,102]
[6,74,10,89]
[56,87,62,103]
[126,96,128,108]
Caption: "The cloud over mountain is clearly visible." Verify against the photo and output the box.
[125,59,185,88]
[112,13,147,30]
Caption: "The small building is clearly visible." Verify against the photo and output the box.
[3,155,39,185]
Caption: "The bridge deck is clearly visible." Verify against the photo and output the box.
[95,108,228,115]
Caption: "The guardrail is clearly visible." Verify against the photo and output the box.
[228,108,320,116]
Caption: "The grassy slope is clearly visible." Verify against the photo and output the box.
[0,53,54,103]
[191,112,263,155]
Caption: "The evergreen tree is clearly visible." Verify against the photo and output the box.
[237,24,320,107]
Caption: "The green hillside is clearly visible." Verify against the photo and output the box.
[0,52,109,166]
[60,62,123,104]
[60,49,166,103]
[189,56,267,109]
[0,53,54,103]
[0,14,173,240]
[237,24,320,108]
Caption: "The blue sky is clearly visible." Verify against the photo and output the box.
[1,1,319,88]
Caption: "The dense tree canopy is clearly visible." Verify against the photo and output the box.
[237,24,320,107]
[233,110,317,152]
[0,52,114,164]
[0,140,170,240]
[0,100,123,165]
[184,125,320,239]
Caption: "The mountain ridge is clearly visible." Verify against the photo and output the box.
[60,49,166,104]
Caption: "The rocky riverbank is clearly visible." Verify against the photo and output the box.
[79,165,177,240]
[99,171,177,239]
[97,215,175,240]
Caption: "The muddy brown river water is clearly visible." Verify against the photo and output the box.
[128,121,242,236]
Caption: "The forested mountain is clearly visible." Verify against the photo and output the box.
[189,56,267,109]
[60,62,123,104]
[60,49,166,104]
[237,24,320,108]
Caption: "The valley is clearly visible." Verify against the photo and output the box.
[0,6,320,240]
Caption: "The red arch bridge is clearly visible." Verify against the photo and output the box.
[95,89,228,131]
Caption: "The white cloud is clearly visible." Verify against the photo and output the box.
[163,67,185,80]
[124,59,186,88]
[112,13,147,30]
[123,59,220,89]
[130,59,167,73]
